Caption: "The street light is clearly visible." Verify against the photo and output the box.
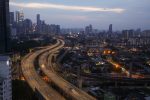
[41,64,45,68]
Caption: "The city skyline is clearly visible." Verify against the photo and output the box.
[1,0,150,99]
[10,0,150,30]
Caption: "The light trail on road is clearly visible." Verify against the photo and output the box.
[38,39,96,100]
[21,40,65,100]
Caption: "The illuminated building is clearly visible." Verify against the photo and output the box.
[0,56,12,100]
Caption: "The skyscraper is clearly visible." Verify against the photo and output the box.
[85,24,93,34]
[109,24,112,33]
[16,10,24,23]
[36,14,41,33]
[56,25,60,34]
[0,0,10,53]
[9,12,14,25]
[23,19,33,34]
[37,14,40,25]
[15,11,19,23]
[10,12,17,37]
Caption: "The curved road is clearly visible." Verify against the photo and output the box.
[21,40,65,100]
[38,39,96,100]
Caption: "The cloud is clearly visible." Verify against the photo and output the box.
[58,15,89,21]
[10,2,125,13]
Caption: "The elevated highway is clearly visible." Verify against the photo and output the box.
[38,39,96,100]
[21,40,65,100]
[22,39,95,100]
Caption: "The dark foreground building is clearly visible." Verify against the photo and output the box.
[0,0,10,53]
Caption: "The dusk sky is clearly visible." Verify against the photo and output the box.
[10,0,150,30]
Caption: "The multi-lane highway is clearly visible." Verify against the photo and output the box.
[38,39,96,100]
[22,39,96,100]
[21,40,65,100]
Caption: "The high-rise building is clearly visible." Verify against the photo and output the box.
[10,12,17,37]
[122,30,134,39]
[37,14,40,25]
[0,0,10,53]
[0,56,12,100]
[36,14,41,33]
[109,24,112,33]
[23,19,33,34]
[89,24,93,33]
[15,11,25,35]
[56,25,60,34]
[16,10,24,23]
[85,24,93,34]
[15,11,19,23]
[9,12,14,25]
